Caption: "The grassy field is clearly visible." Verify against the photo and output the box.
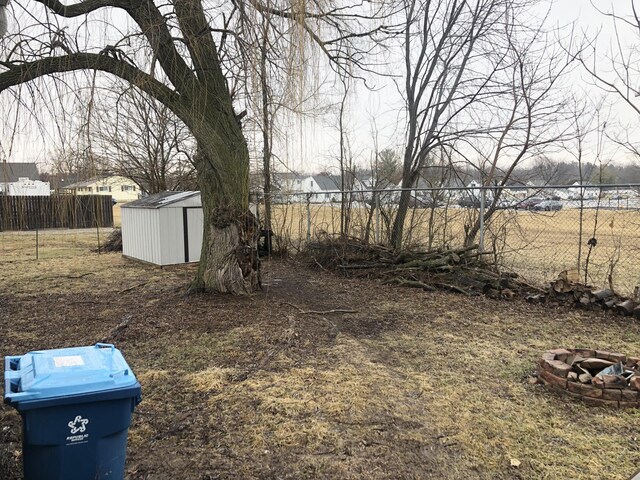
[2,230,640,479]
[268,204,640,295]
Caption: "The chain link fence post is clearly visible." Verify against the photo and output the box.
[375,192,380,244]
[306,193,311,243]
[479,187,486,253]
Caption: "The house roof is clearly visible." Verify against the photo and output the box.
[275,172,304,180]
[121,191,200,209]
[65,174,117,189]
[312,175,341,191]
[0,162,39,182]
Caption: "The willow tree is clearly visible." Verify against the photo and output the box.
[0,0,391,293]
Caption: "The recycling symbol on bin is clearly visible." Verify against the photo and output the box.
[68,416,89,434]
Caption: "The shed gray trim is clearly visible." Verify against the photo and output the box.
[121,191,199,208]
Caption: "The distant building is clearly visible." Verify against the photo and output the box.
[271,172,342,203]
[306,175,341,203]
[567,182,601,200]
[45,173,80,194]
[0,162,50,196]
[64,175,140,203]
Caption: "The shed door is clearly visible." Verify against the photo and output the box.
[184,207,204,263]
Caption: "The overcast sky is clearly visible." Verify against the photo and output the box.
[1,0,639,174]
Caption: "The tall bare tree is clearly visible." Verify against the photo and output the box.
[462,17,575,246]
[0,0,392,293]
[94,89,196,194]
[391,0,512,251]
[579,1,640,161]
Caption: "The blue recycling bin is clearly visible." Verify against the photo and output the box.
[3,343,141,480]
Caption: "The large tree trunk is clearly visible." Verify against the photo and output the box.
[192,145,260,294]
[190,129,259,294]
[184,83,259,294]
[196,204,260,294]
[171,0,260,294]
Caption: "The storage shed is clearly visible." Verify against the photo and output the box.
[121,191,203,266]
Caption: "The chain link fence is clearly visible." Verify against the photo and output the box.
[256,184,640,296]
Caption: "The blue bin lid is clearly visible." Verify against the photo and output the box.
[4,343,139,406]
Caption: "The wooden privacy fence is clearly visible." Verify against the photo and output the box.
[0,195,114,231]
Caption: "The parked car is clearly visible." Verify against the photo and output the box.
[533,200,563,211]
[458,196,481,208]
[516,196,543,210]
[493,198,515,209]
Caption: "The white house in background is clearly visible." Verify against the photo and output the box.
[0,162,50,196]
[65,174,140,203]
[272,173,342,203]
[121,191,203,266]
[304,175,341,203]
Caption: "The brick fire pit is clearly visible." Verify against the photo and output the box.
[538,348,640,408]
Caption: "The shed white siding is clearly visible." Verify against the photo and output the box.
[158,207,187,265]
[186,208,204,262]
[121,191,203,266]
[122,207,163,265]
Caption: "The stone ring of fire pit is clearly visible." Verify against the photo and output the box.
[538,348,640,408]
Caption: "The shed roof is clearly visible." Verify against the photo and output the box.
[0,162,39,182]
[122,191,200,208]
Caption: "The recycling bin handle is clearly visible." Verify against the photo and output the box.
[5,356,21,372]
[95,343,115,352]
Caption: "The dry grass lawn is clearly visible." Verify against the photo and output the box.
[2,230,640,479]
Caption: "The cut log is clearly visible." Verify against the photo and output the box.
[558,269,581,282]
[591,289,615,301]
[526,294,545,303]
[578,294,591,306]
[615,300,637,316]
[551,279,575,294]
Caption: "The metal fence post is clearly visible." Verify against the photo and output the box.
[478,187,486,253]
[35,198,39,260]
[375,192,380,244]
[306,193,311,242]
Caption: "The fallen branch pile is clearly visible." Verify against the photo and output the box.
[304,237,536,298]
[527,272,640,318]
[98,228,122,253]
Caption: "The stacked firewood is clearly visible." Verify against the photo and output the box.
[305,237,534,298]
[527,271,640,318]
